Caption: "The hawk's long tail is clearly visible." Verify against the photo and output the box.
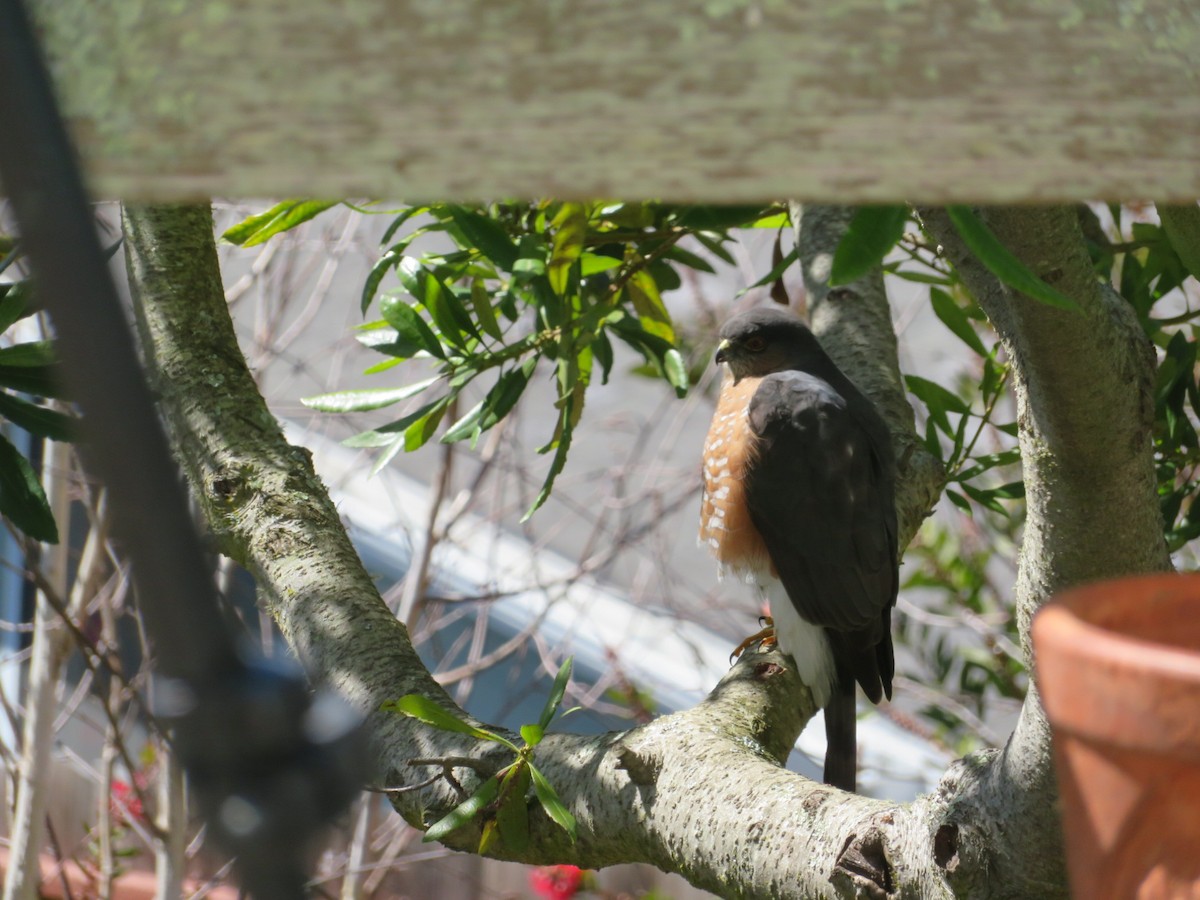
[822,677,857,792]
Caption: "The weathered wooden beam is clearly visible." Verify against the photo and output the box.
[30,0,1200,202]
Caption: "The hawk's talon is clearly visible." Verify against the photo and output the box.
[730,616,776,662]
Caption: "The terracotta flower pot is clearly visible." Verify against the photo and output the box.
[1033,573,1200,900]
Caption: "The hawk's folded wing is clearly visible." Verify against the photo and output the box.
[743,370,897,701]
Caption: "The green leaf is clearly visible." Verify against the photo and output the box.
[381,206,430,245]
[607,312,680,384]
[379,295,447,360]
[945,206,1079,311]
[626,271,675,343]
[513,234,549,284]
[469,279,504,342]
[404,398,452,452]
[522,391,576,521]
[750,211,791,229]
[301,376,440,412]
[0,363,65,399]
[221,200,339,247]
[423,775,501,844]
[341,430,400,449]
[365,340,420,364]
[830,205,907,286]
[906,374,970,414]
[537,657,573,730]
[580,252,624,277]
[672,205,770,231]
[929,288,987,356]
[961,482,1009,516]
[528,764,577,842]
[0,432,58,543]
[906,374,968,437]
[662,349,688,397]
[548,204,588,297]
[471,359,536,436]
[662,246,716,274]
[346,396,457,454]
[440,399,486,445]
[0,340,55,367]
[593,330,614,384]
[881,264,955,286]
[1159,204,1200,283]
[0,281,34,333]
[922,415,942,460]
[0,393,74,441]
[370,433,409,473]
[362,250,400,315]
[991,480,1025,500]
[495,764,532,853]
[692,232,736,266]
[397,258,480,347]
[737,246,799,298]
[383,694,507,744]
[447,207,520,271]
[520,724,545,747]
[945,488,972,514]
[954,448,1022,481]
[478,818,500,855]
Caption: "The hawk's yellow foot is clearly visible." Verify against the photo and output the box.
[730,616,776,661]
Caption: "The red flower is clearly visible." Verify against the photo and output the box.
[110,779,147,825]
[529,864,584,900]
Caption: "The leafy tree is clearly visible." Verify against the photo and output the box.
[12,198,1195,897]
[0,238,76,544]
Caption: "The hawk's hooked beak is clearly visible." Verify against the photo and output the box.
[714,338,731,365]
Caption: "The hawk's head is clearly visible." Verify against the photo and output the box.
[714,307,828,381]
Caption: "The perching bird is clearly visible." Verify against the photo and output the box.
[699,306,898,792]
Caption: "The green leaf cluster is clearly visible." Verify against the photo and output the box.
[221,200,340,247]
[900,519,1026,754]
[831,204,1077,310]
[907,350,1022,519]
[383,658,579,854]
[1095,205,1200,552]
[0,247,77,544]
[225,201,783,518]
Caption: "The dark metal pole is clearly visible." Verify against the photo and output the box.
[0,2,362,895]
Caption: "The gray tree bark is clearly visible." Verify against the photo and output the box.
[121,201,1167,898]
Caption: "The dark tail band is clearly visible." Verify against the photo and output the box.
[822,677,858,792]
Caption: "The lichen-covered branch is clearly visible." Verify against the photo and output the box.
[122,203,462,784]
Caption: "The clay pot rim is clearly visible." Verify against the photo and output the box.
[1034,573,1200,753]
[1035,574,1200,685]
[1035,605,1200,685]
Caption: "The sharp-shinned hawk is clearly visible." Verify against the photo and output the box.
[700,306,898,792]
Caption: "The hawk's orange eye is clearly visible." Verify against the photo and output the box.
[744,336,767,352]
